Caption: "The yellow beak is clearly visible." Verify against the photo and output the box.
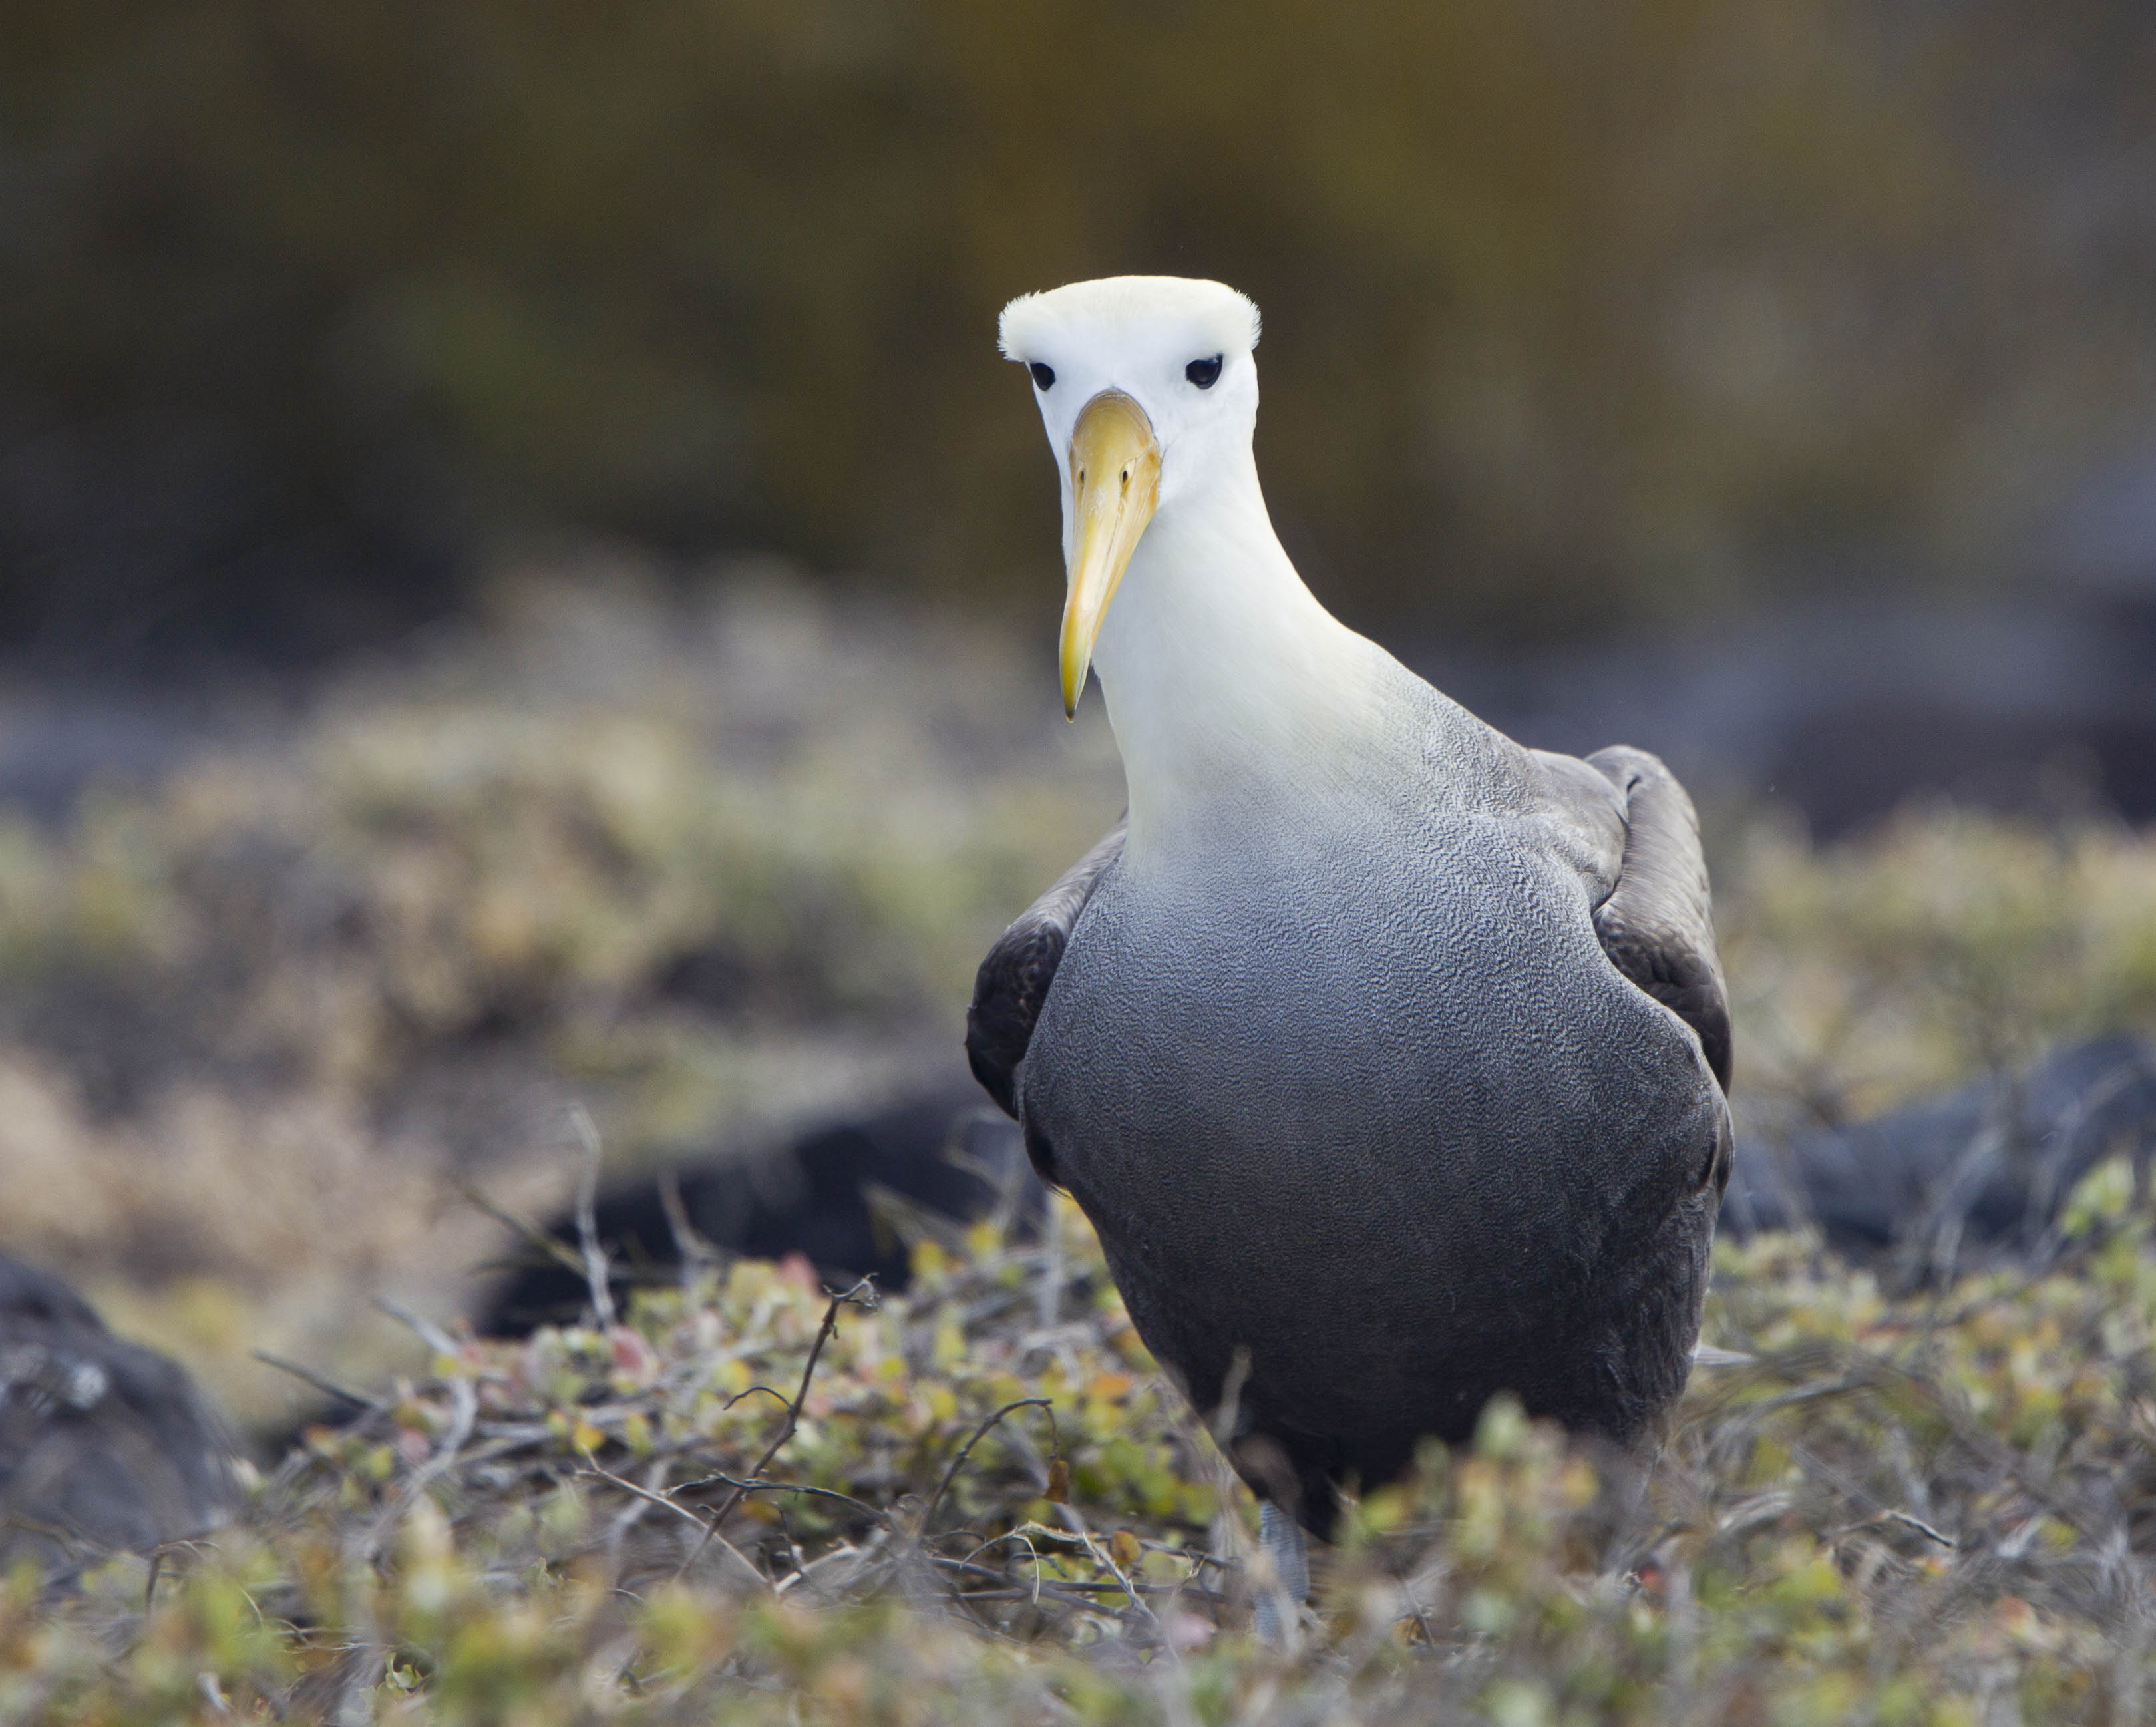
[1059,390,1161,717]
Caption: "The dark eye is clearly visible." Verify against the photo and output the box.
[1186,355,1223,389]
[1029,362,1056,391]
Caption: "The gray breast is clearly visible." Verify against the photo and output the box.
[1019,803,1724,1451]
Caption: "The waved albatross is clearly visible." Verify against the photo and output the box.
[968,276,1732,1618]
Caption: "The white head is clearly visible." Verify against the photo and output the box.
[999,276,1265,715]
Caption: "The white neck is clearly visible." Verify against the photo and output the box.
[1089,445,1398,863]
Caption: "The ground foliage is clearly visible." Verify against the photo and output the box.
[1,583,2155,1714]
[1720,805,2156,1136]
[11,1170,2156,1723]
[0,574,1123,1421]
[3,575,2156,1422]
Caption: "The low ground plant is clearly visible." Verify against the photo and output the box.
[12,1170,2156,1724]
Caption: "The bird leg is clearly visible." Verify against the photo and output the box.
[1252,1499,1309,1645]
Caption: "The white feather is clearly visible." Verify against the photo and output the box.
[999,276,1425,870]
[998,275,1259,363]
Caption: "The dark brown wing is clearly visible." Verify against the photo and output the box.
[1585,746,1733,1095]
[965,817,1128,1118]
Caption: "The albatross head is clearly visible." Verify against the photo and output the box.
[999,276,1264,717]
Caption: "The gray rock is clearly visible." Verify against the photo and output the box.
[0,1256,241,1573]
[1725,1036,2156,1280]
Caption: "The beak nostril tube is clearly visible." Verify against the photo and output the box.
[1059,388,1163,718]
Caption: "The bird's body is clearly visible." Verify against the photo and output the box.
[972,276,1730,1543]
[1027,701,1723,1521]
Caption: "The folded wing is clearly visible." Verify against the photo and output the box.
[965,817,1128,1117]
[1583,745,1733,1095]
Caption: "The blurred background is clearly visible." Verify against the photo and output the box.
[1,0,2154,1432]
[11,0,2156,656]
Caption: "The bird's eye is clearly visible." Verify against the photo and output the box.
[1029,363,1056,391]
[1186,355,1223,389]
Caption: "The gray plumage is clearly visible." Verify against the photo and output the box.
[970,690,1731,1533]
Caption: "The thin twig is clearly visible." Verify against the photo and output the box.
[679,1472,891,1526]
[657,1167,725,1280]
[454,1180,588,1280]
[578,1458,770,1590]
[946,1579,1231,1605]
[578,1458,713,1534]
[924,1398,1056,1532]
[956,1529,1048,1607]
[1209,1346,1253,1447]
[569,1104,617,1330]
[371,1296,462,1360]
[254,1352,378,1413]
[1035,1189,1067,1330]
[1882,1509,1957,1549]
[1054,1499,1186,1677]
[681,1278,877,1574]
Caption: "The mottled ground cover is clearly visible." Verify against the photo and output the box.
[11,1173,2156,1724]
[1,572,2155,1719]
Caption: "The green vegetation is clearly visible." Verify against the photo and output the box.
[13,1181,2156,1722]
[1722,807,2156,1123]
[0,575,2153,1716]
[0,570,2153,1424]
[0,571,1124,1422]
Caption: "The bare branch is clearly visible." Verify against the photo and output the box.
[569,1103,616,1330]
[677,1471,890,1526]
[254,1352,378,1413]
[923,1398,1056,1533]
[454,1179,588,1280]
[372,1296,460,1360]
[657,1166,725,1280]
[681,1276,878,1574]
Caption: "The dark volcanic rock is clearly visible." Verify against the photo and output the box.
[485,1042,2156,1336]
[0,1256,241,1572]
[480,1083,1042,1334]
[1726,1036,2156,1280]
[1422,588,2156,836]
